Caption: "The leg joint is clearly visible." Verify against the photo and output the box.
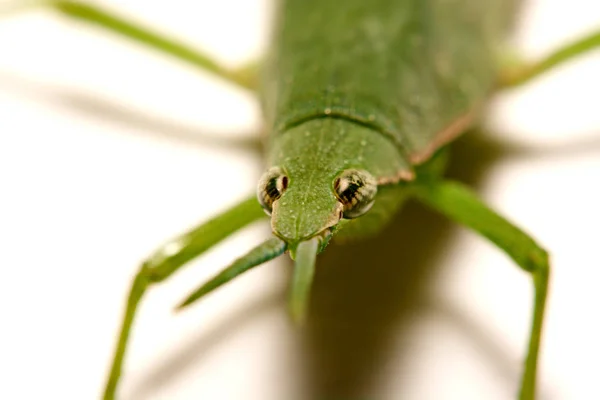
[526,246,550,280]
[139,260,169,283]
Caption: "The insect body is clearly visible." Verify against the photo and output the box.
[262,0,515,242]
[1,0,599,399]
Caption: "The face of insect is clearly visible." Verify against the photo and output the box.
[258,118,410,252]
[258,164,345,245]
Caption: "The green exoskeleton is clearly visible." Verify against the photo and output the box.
[2,1,599,399]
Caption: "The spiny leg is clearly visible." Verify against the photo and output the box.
[103,197,266,400]
[1,1,258,90]
[499,29,600,88]
[413,180,549,400]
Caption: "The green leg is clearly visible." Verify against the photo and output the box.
[1,1,258,90]
[102,197,266,400]
[176,237,287,310]
[413,180,549,400]
[499,29,600,88]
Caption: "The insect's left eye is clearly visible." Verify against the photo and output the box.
[257,167,289,215]
[334,169,377,219]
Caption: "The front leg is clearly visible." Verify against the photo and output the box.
[414,180,549,400]
[102,196,266,399]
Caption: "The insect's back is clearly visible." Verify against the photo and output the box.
[263,0,519,160]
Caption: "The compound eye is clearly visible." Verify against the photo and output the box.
[257,167,288,215]
[333,169,377,219]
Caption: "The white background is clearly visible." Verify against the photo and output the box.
[0,0,599,399]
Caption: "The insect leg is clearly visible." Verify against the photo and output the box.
[413,180,549,400]
[176,237,287,310]
[1,1,258,90]
[102,196,267,400]
[499,29,600,88]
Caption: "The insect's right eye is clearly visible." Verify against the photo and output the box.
[257,167,289,215]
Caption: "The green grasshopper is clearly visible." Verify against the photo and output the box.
[2,1,599,399]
